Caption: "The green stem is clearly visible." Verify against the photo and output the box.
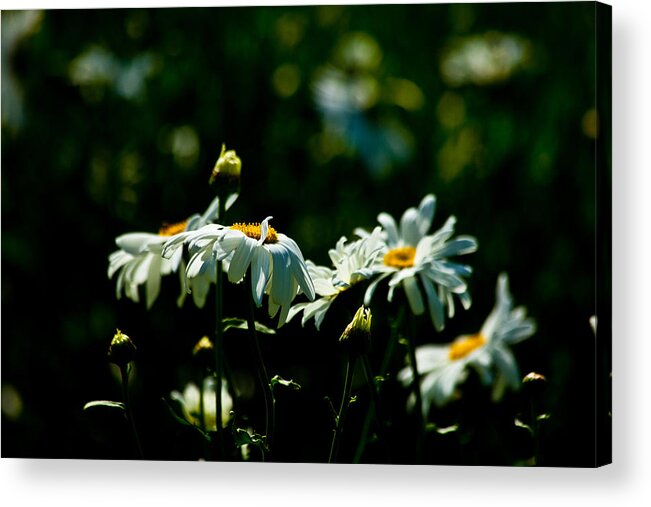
[120,365,143,459]
[246,276,274,455]
[213,197,226,459]
[353,307,404,463]
[329,355,357,464]
[406,324,425,463]
[531,400,541,466]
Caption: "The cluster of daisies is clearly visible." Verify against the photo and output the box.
[109,160,535,420]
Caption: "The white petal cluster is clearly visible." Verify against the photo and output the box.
[287,227,385,330]
[108,194,236,309]
[398,273,536,415]
[168,216,315,327]
[170,376,233,431]
[361,194,477,330]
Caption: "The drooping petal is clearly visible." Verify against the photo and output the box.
[279,235,315,300]
[108,250,133,278]
[363,271,393,306]
[434,236,478,258]
[269,243,293,306]
[217,229,246,256]
[421,273,445,331]
[402,275,425,315]
[301,297,333,327]
[251,247,272,306]
[491,345,520,391]
[145,253,163,309]
[190,275,211,309]
[116,233,161,255]
[227,237,257,283]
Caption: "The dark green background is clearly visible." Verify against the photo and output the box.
[2,3,609,465]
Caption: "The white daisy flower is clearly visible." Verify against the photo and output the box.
[109,194,237,309]
[398,273,536,415]
[360,194,477,330]
[177,216,315,327]
[287,227,384,330]
[170,376,233,431]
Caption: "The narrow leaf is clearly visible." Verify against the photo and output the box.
[83,400,125,412]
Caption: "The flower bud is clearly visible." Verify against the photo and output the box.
[522,372,547,397]
[340,306,372,356]
[193,336,214,369]
[210,144,242,186]
[108,329,136,368]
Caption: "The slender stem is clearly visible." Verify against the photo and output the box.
[406,324,425,463]
[246,276,274,455]
[354,307,404,463]
[530,400,541,466]
[198,376,206,434]
[120,365,143,459]
[329,355,357,464]
[213,197,226,458]
[360,353,388,451]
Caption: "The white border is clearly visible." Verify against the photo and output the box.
[2,0,651,505]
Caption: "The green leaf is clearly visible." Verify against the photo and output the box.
[514,418,533,435]
[222,317,276,334]
[83,400,125,412]
[537,413,551,421]
[270,375,301,391]
[233,428,269,452]
[161,398,210,440]
[425,423,459,435]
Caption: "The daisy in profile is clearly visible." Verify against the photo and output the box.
[108,194,237,309]
[170,376,233,431]
[287,227,384,330]
[179,216,315,327]
[398,273,536,416]
[359,194,477,330]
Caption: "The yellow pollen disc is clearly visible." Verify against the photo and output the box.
[448,333,486,361]
[158,219,189,236]
[230,222,279,244]
[383,246,416,268]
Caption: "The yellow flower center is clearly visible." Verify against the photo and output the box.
[448,333,486,361]
[230,222,279,244]
[158,219,189,236]
[383,246,416,268]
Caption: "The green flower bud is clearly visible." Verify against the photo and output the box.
[192,336,214,369]
[522,372,547,397]
[108,329,136,367]
[340,306,372,356]
[210,144,242,186]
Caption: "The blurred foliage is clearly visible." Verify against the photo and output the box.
[1,3,606,465]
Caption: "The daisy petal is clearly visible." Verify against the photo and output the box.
[377,212,399,246]
[417,194,436,236]
[251,248,272,306]
[228,237,256,283]
[403,275,425,315]
[421,273,445,331]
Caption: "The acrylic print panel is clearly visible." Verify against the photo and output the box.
[1,2,611,467]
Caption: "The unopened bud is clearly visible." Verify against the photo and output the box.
[210,144,241,186]
[340,306,372,356]
[193,336,214,369]
[193,336,214,356]
[522,372,547,397]
[108,329,136,367]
